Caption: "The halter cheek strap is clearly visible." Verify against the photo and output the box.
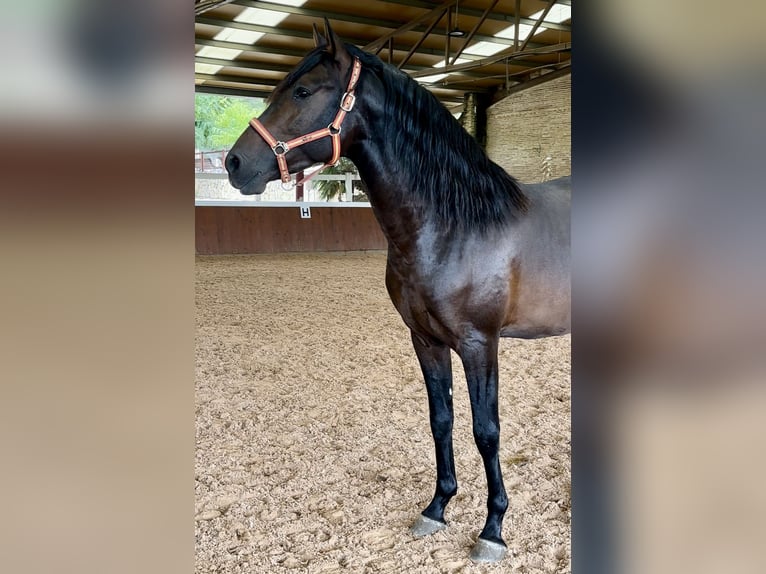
[249,57,362,186]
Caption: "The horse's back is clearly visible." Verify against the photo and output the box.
[522,175,570,209]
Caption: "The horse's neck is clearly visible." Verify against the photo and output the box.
[347,140,426,254]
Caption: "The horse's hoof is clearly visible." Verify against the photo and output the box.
[409,514,447,538]
[469,538,507,563]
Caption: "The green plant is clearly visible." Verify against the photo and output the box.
[195,93,265,151]
[312,158,368,201]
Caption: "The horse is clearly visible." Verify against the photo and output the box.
[225,19,570,563]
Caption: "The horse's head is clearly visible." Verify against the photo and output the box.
[226,19,359,194]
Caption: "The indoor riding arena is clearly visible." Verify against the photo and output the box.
[195,2,571,573]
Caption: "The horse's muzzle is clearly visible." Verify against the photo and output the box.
[224,150,242,175]
[225,151,267,194]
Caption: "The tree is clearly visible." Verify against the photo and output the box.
[195,93,265,151]
[312,158,368,202]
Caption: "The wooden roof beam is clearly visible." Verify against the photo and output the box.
[520,0,557,53]
[375,0,571,32]
[450,0,499,65]
[365,0,457,52]
[398,9,447,69]
[410,42,570,78]
[195,0,237,16]
[197,16,548,51]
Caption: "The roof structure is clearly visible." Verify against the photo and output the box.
[195,0,571,112]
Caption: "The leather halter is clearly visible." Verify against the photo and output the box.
[248,57,362,187]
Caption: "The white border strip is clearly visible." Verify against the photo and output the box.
[195,173,359,181]
[195,199,372,208]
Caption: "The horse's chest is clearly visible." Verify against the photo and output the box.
[384,263,461,341]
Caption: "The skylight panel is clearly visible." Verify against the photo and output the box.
[417,73,448,84]
[433,58,471,69]
[528,4,571,25]
[215,27,265,45]
[195,53,223,79]
[196,46,242,61]
[195,45,243,78]
[268,0,308,6]
[494,23,536,42]
[462,41,508,57]
[195,62,224,75]
[196,0,307,84]
[233,1,309,27]
[416,58,470,84]
[235,7,290,27]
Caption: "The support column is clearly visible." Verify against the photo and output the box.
[295,171,304,202]
[460,92,490,149]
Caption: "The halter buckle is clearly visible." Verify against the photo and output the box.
[272,141,289,156]
[340,92,356,112]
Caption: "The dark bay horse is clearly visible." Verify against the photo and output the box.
[225,20,570,563]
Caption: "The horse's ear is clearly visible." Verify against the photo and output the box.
[322,17,351,65]
[312,23,327,48]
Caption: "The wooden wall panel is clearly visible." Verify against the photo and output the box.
[195,206,387,254]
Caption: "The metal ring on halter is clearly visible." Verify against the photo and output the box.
[272,141,289,156]
[328,124,341,136]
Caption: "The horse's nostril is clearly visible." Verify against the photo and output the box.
[225,152,241,173]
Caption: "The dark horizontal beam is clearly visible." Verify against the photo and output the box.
[195,0,237,15]
[196,16,313,40]
[195,84,272,100]
[417,80,491,93]
[196,15,547,51]
[501,62,571,96]
[195,76,465,106]
[195,34,476,62]
[195,37,306,58]
[195,54,507,80]
[195,73,279,87]
[195,56,288,73]
[409,41,571,78]
[482,59,570,87]
[195,35,543,69]
[232,0,414,30]
[233,0,570,36]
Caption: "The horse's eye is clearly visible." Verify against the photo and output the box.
[294,86,312,99]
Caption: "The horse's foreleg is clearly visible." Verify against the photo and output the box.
[460,336,508,562]
[409,332,456,538]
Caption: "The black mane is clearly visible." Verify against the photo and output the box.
[345,44,528,232]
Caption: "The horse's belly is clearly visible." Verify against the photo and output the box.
[500,323,570,339]
[500,287,570,338]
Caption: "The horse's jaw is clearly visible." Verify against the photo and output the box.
[228,170,268,195]
[238,178,268,196]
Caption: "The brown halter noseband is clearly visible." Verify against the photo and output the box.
[248,57,362,187]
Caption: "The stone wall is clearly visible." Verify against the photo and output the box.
[485,74,571,183]
[195,177,294,202]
